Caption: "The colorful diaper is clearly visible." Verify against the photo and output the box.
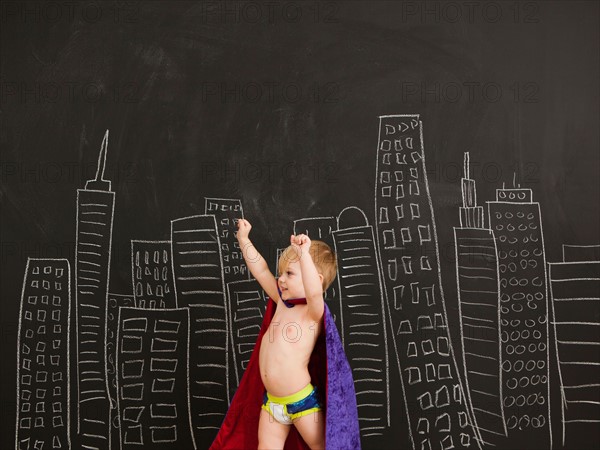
[261,383,323,425]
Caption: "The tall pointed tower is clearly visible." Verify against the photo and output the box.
[75,130,115,448]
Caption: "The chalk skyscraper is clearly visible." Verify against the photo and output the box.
[16,258,71,450]
[374,115,479,449]
[454,153,506,446]
[75,130,115,448]
[487,185,551,448]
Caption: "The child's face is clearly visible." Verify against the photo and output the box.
[277,260,306,300]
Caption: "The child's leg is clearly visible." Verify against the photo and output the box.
[292,410,325,450]
[258,408,292,450]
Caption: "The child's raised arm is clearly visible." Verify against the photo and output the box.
[236,218,280,302]
[292,234,325,321]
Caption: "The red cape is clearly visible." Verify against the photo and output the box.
[210,297,327,450]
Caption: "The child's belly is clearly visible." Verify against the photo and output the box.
[259,318,319,397]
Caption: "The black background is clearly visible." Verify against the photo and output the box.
[1,1,598,449]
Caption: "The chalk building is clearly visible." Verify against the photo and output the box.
[131,240,176,308]
[226,279,266,383]
[116,307,194,448]
[16,258,71,450]
[205,198,248,282]
[332,206,390,446]
[293,216,342,332]
[75,130,114,447]
[454,153,506,446]
[203,198,256,409]
[374,115,479,450]
[548,244,600,447]
[171,215,227,309]
[106,293,135,450]
[171,214,229,445]
[487,186,551,447]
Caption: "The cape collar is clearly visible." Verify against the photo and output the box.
[277,286,307,308]
[282,298,307,308]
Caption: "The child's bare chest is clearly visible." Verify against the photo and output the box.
[273,306,319,341]
[261,305,321,354]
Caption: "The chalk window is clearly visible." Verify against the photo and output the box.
[422,340,434,355]
[410,282,420,304]
[401,256,412,274]
[436,413,451,432]
[407,342,418,357]
[422,285,436,306]
[406,367,421,385]
[396,184,405,199]
[409,180,420,195]
[379,207,389,224]
[395,205,404,220]
[398,320,412,334]
[387,259,397,282]
[420,256,431,270]
[417,315,433,330]
[434,313,445,328]
[418,225,431,243]
[417,418,429,435]
[401,227,411,244]
[437,337,449,356]
[417,392,433,410]
[410,203,420,219]
[383,229,396,248]
[435,385,450,407]
[438,364,452,380]
[393,284,404,309]
[426,363,436,382]
[454,384,461,402]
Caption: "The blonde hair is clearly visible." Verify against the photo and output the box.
[278,240,337,291]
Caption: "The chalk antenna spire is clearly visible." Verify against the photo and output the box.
[464,152,470,179]
[95,129,109,182]
[85,129,112,191]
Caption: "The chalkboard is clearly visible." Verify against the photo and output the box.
[2,2,599,449]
